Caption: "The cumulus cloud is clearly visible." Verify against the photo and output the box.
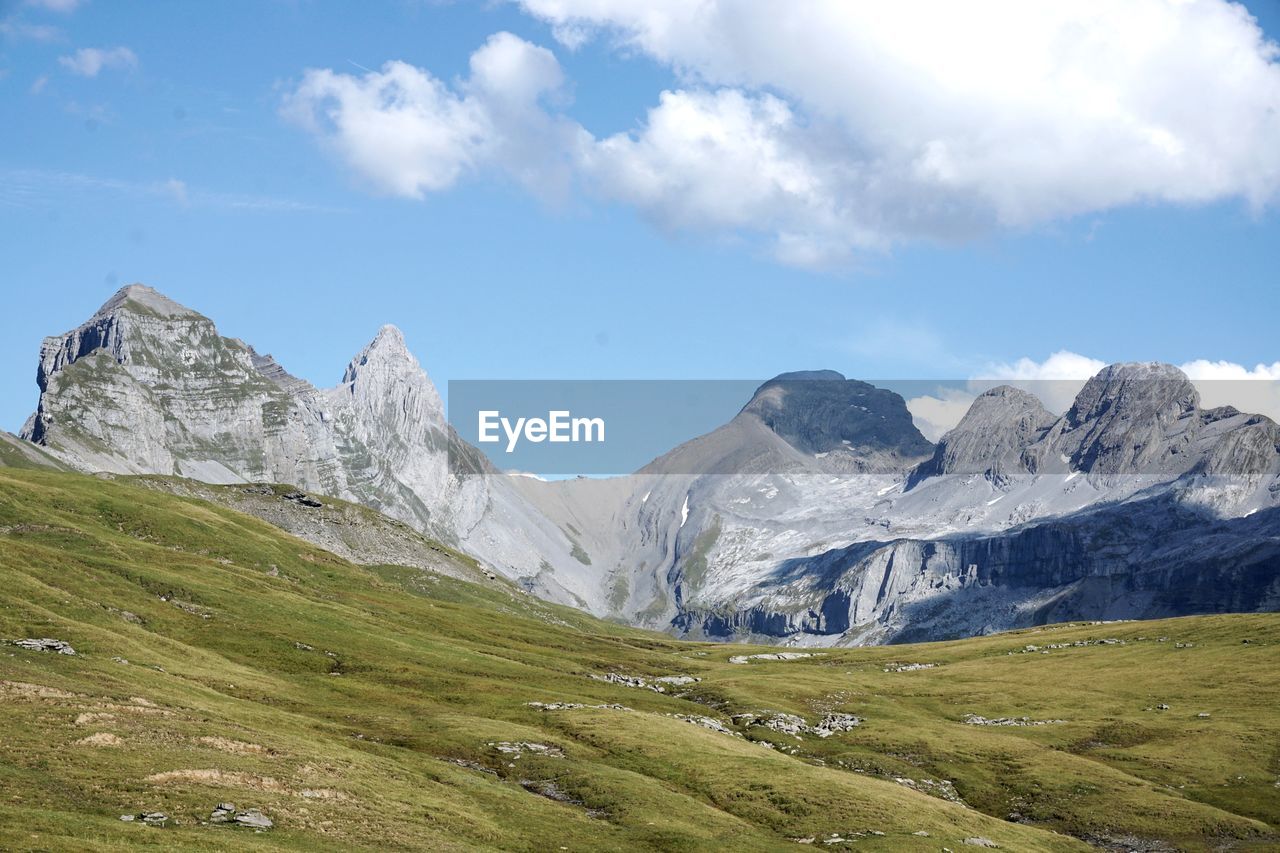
[905,388,978,442]
[1179,359,1280,422]
[58,46,137,77]
[975,350,1109,413]
[285,4,1280,266]
[532,2,1280,256]
[905,352,1280,439]
[282,32,583,200]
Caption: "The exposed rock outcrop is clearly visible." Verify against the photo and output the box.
[7,638,77,655]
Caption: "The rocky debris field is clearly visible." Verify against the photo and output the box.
[728,652,821,664]
[5,638,77,655]
[962,714,1067,727]
[589,672,701,692]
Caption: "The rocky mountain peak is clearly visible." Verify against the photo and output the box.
[95,283,199,319]
[956,384,1053,429]
[1030,362,1220,476]
[740,370,932,462]
[1065,362,1198,429]
[907,384,1055,486]
[370,323,408,353]
[972,384,1046,405]
[342,324,423,380]
[338,324,443,424]
[31,284,220,397]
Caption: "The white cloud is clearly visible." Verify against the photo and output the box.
[581,90,852,255]
[58,46,137,77]
[283,32,583,200]
[976,350,1108,413]
[1179,359,1280,421]
[906,352,1280,439]
[978,351,1110,383]
[1179,360,1280,381]
[906,388,977,442]
[285,4,1280,266]
[0,18,61,41]
[519,1,1280,218]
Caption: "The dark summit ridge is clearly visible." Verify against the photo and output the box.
[741,370,933,460]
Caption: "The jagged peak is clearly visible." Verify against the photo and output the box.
[95,283,199,319]
[350,324,414,365]
[906,384,1056,486]
[369,323,407,352]
[336,323,443,417]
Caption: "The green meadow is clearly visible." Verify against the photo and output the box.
[0,468,1275,851]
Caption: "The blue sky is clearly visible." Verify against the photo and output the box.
[1,0,1279,434]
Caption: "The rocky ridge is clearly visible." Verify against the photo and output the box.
[15,285,1280,645]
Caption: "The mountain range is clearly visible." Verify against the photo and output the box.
[10,284,1280,644]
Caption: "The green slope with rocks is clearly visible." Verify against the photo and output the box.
[0,431,68,472]
[0,467,1277,851]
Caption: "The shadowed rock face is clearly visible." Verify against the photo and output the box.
[741,371,933,470]
[1019,362,1280,479]
[668,363,1280,644]
[1035,362,1209,475]
[675,496,1280,646]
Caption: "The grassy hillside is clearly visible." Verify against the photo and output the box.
[125,475,496,586]
[0,468,1276,851]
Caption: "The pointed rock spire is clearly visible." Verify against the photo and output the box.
[339,324,443,424]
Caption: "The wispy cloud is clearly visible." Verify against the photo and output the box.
[26,0,85,12]
[163,178,189,206]
[58,46,137,77]
[0,18,62,41]
[0,168,347,214]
